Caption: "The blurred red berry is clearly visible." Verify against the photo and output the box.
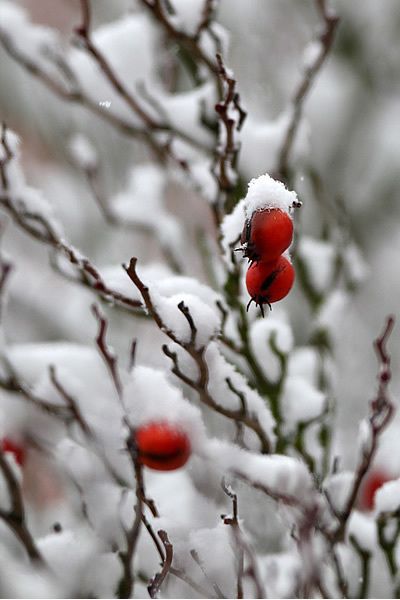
[1,437,26,466]
[135,422,191,471]
[240,208,293,263]
[358,470,392,511]
[246,255,295,315]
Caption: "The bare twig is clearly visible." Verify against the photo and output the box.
[118,433,159,598]
[212,53,246,223]
[329,316,395,542]
[49,365,91,435]
[0,357,73,420]
[0,448,44,562]
[276,0,339,181]
[148,530,174,598]
[139,0,219,78]
[76,1,160,128]
[91,304,123,402]
[221,480,264,599]
[142,513,216,598]
[0,229,13,324]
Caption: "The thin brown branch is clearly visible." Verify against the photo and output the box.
[329,316,395,542]
[49,365,91,435]
[76,1,159,128]
[0,123,13,190]
[148,530,174,598]
[0,448,44,562]
[91,304,123,402]
[0,357,73,420]
[212,53,247,222]
[139,0,219,77]
[276,0,340,181]
[141,512,216,598]
[195,0,217,39]
[221,480,264,599]
[232,469,305,509]
[118,433,159,598]
[141,513,165,562]
[0,235,13,324]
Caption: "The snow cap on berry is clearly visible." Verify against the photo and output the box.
[244,173,298,219]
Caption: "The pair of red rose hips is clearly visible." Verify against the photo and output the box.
[241,208,295,314]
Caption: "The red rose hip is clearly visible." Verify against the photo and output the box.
[246,255,295,315]
[241,208,293,263]
[358,470,392,511]
[1,437,26,466]
[135,421,191,471]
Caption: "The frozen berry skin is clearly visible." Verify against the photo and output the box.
[135,422,191,471]
[358,470,392,511]
[1,437,26,466]
[241,208,293,263]
[246,255,295,314]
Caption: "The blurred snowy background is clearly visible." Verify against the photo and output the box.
[0,0,399,597]
[1,0,398,459]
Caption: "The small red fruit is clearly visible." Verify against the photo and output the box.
[1,437,26,466]
[240,208,293,263]
[246,255,295,315]
[358,470,392,511]
[135,422,191,471]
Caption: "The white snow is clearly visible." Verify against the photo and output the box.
[68,14,159,124]
[203,438,314,503]
[0,2,59,69]
[298,236,336,294]
[281,376,326,430]
[316,290,349,331]
[0,545,61,598]
[348,511,377,552]
[37,527,114,596]
[357,419,373,455]
[244,173,298,218]
[240,113,308,179]
[303,41,323,70]
[205,342,277,449]
[287,346,320,386]
[68,134,97,170]
[220,198,246,267]
[168,0,210,35]
[155,83,215,150]
[112,164,183,254]
[0,127,63,238]
[343,243,368,285]
[249,317,293,383]
[375,479,400,514]
[152,290,220,348]
[323,471,354,515]
[262,552,301,599]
